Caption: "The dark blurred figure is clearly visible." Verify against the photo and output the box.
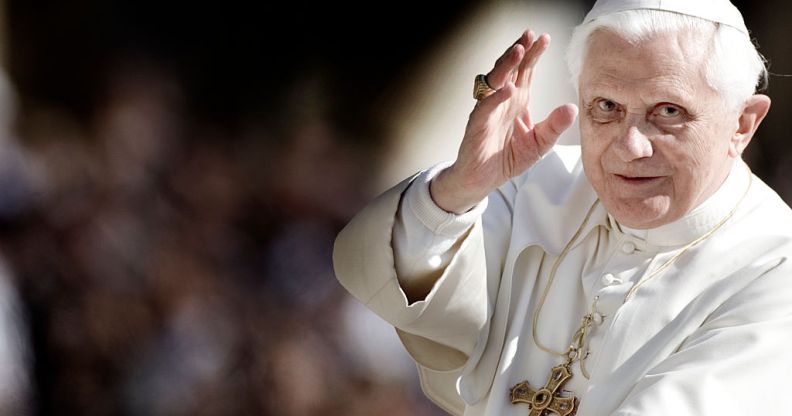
[0,38,37,414]
[2,55,433,415]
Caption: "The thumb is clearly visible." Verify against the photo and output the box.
[533,103,578,149]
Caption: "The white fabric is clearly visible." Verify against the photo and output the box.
[333,145,792,416]
[394,161,488,288]
[584,0,749,34]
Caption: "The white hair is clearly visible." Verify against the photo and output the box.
[565,9,768,111]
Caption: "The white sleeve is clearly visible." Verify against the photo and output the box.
[392,164,488,300]
[333,162,514,369]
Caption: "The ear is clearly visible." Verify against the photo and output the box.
[729,94,771,157]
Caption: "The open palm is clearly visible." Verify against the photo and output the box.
[431,31,578,213]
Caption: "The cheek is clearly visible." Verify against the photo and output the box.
[656,130,729,203]
[580,125,611,166]
[659,126,726,171]
[580,129,610,191]
[580,129,598,167]
[687,119,733,155]
[654,139,703,193]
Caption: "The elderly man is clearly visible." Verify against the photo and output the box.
[333,0,792,415]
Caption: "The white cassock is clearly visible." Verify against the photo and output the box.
[333,145,792,416]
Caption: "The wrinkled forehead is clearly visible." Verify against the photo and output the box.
[585,27,713,70]
[580,28,718,101]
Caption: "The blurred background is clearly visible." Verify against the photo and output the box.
[0,0,787,415]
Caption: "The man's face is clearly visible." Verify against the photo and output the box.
[579,29,740,229]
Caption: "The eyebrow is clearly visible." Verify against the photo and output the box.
[583,77,697,108]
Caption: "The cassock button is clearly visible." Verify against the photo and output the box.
[601,273,621,286]
[621,241,636,254]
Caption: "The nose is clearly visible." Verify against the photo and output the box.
[612,124,653,162]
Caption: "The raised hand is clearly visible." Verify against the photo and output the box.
[430,31,578,213]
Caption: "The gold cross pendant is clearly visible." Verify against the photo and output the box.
[510,364,577,416]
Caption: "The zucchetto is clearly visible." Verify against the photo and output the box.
[584,0,749,35]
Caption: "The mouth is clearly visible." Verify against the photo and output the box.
[614,174,665,185]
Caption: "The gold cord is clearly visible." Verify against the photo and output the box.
[531,164,754,375]
[531,199,601,357]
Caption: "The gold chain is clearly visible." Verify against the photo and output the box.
[531,164,753,376]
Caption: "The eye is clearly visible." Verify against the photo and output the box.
[596,99,617,112]
[656,104,682,118]
[590,98,622,123]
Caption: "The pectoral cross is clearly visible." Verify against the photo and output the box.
[510,364,577,416]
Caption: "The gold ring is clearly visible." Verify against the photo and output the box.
[473,74,496,100]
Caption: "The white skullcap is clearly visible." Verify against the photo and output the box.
[583,0,749,35]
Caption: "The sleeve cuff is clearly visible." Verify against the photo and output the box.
[404,163,488,238]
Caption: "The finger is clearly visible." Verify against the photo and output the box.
[516,33,550,88]
[486,45,523,89]
[516,33,550,87]
[511,30,534,57]
[532,103,578,149]
[470,83,517,126]
[513,30,533,47]
[486,31,534,89]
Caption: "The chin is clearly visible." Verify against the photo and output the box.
[605,196,675,229]
[614,213,666,229]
